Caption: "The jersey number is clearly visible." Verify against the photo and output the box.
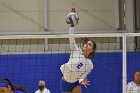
[77,63,83,69]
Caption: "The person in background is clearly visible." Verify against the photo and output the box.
[35,80,51,93]
[0,78,27,93]
[127,71,140,93]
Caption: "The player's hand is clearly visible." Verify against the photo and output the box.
[80,78,90,88]
[76,9,79,14]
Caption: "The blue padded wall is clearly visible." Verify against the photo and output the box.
[0,52,140,93]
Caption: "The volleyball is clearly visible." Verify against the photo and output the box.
[66,13,79,27]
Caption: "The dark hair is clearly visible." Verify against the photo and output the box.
[71,7,76,13]
[81,38,97,59]
[14,86,27,93]
[88,40,96,59]
[0,78,15,91]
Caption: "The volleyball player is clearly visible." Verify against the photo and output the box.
[0,78,27,93]
[60,8,96,93]
[127,71,140,93]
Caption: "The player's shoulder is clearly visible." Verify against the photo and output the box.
[15,90,26,93]
[34,90,39,93]
[44,88,51,92]
[87,58,93,64]
[85,59,93,69]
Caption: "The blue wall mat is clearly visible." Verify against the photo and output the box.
[127,52,140,82]
[0,52,140,93]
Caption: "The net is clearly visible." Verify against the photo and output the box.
[0,33,139,93]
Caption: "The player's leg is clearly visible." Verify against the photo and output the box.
[60,78,81,93]
[71,86,81,93]
[60,78,72,93]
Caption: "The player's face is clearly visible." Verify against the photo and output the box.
[134,72,140,83]
[83,41,94,55]
[0,86,11,93]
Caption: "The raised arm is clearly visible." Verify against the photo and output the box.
[69,27,79,51]
[66,8,79,52]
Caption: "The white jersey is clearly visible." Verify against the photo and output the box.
[127,81,140,93]
[60,27,93,83]
[35,88,51,93]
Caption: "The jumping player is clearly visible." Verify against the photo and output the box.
[60,7,96,93]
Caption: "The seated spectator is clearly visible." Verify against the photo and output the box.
[35,80,51,93]
[127,71,140,93]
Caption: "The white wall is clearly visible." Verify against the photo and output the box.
[0,0,120,53]
[48,0,116,32]
[0,0,116,33]
[136,0,140,29]
[0,0,44,32]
